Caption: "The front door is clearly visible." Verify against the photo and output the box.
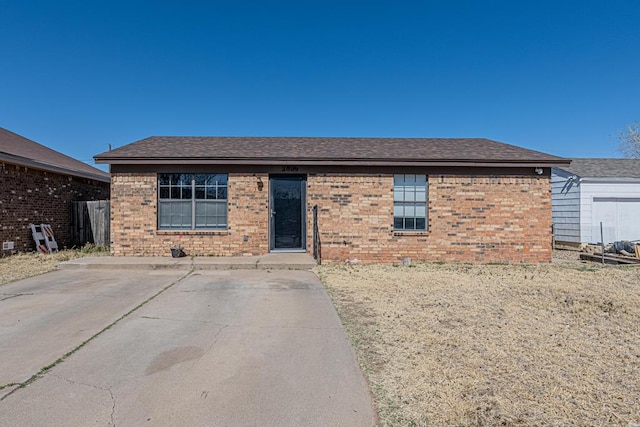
[270,175,306,251]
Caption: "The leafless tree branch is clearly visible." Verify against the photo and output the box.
[618,122,640,158]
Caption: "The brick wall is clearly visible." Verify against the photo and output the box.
[110,173,270,257]
[0,162,110,253]
[110,170,551,263]
[307,174,552,264]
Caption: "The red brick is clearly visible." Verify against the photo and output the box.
[0,162,110,253]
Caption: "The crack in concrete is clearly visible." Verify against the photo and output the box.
[206,324,229,354]
[0,293,33,301]
[194,325,228,369]
[49,372,108,392]
[0,382,19,391]
[138,315,222,325]
[108,388,116,427]
[138,324,230,380]
[184,324,229,373]
[48,373,117,426]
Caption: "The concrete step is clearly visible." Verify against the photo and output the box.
[59,253,317,271]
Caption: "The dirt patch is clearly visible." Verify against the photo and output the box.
[317,261,640,426]
[0,246,108,286]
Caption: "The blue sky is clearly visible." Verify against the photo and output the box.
[1,1,639,171]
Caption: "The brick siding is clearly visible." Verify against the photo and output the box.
[307,174,551,264]
[0,162,110,254]
[109,170,551,263]
[110,173,270,257]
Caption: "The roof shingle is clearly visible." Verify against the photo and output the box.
[0,127,110,182]
[558,158,640,178]
[95,136,568,166]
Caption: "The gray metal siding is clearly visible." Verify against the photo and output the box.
[552,168,581,242]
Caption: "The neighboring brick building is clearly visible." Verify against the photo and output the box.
[95,137,569,263]
[0,127,110,254]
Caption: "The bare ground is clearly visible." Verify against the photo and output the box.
[316,253,640,426]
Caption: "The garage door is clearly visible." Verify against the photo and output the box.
[592,197,640,243]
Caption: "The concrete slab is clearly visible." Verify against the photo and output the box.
[0,270,376,426]
[0,270,186,389]
[59,253,317,271]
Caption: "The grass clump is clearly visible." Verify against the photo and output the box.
[78,243,109,254]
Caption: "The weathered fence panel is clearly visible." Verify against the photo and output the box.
[71,200,110,247]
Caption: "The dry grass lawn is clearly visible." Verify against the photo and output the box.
[317,256,640,426]
[0,246,108,286]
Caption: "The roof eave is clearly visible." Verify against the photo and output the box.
[94,157,569,168]
[579,177,640,183]
[1,152,111,183]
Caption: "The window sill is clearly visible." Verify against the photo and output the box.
[157,229,230,235]
[393,230,429,236]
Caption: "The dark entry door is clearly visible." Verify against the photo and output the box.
[270,175,306,251]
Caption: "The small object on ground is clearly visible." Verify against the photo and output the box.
[170,246,186,258]
[584,244,610,254]
[402,257,411,266]
[41,224,59,253]
[580,253,640,265]
[29,223,59,254]
[609,240,636,254]
[345,258,359,266]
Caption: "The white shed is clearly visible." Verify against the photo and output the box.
[552,158,640,245]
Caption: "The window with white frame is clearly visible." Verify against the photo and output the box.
[158,173,228,229]
[394,174,427,231]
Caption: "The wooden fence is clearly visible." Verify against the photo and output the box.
[71,200,110,247]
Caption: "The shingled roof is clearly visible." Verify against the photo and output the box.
[0,127,110,182]
[557,158,640,178]
[95,136,569,167]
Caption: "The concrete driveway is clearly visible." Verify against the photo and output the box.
[0,269,375,426]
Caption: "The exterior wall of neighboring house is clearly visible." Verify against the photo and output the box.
[552,166,640,244]
[551,168,581,243]
[578,179,640,243]
[0,162,110,253]
[109,166,552,263]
